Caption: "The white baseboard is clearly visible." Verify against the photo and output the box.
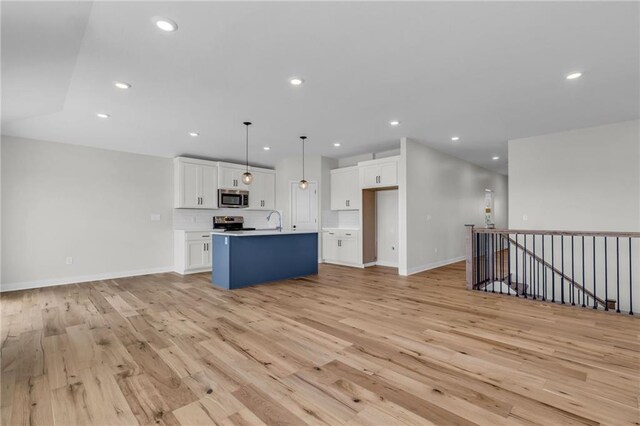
[0,266,175,292]
[323,259,365,269]
[375,260,399,268]
[400,256,465,276]
[173,267,211,275]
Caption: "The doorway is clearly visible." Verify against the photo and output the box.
[290,181,318,231]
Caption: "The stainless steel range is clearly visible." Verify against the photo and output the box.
[212,216,255,232]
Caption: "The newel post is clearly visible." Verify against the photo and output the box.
[465,225,475,290]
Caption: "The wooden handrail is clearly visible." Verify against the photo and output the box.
[473,228,640,238]
[502,234,607,307]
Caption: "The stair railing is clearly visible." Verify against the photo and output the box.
[465,225,639,314]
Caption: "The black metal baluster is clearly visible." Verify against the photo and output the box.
[582,236,586,308]
[499,235,503,294]
[542,235,546,301]
[604,237,608,311]
[593,236,597,309]
[561,235,565,304]
[515,234,519,297]
[532,235,537,300]
[485,233,488,292]
[629,238,634,315]
[616,237,621,313]
[508,235,512,295]
[491,233,495,293]
[552,235,556,303]
[475,233,480,289]
[571,236,575,306]
[523,235,527,298]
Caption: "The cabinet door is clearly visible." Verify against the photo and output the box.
[249,171,264,209]
[218,167,238,189]
[345,170,361,209]
[261,172,275,210]
[322,233,338,261]
[339,237,359,264]
[330,173,345,210]
[360,165,380,188]
[179,162,201,208]
[379,161,398,186]
[200,165,218,208]
[204,240,212,267]
[186,240,207,270]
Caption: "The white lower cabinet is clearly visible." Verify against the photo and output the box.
[322,230,360,266]
[174,231,212,274]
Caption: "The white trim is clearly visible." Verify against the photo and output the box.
[399,256,465,276]
[173,267,210,275]
[375,260,398,268]
[323,259,365,269]
[0,266,174,292]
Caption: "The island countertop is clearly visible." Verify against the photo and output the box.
[211,229,318,237]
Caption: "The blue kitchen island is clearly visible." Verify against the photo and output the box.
[211,230,318,289]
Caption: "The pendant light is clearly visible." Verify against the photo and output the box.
[241,121,253,185]
[298,136,308,190]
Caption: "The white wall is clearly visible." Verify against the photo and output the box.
[400,137,508,275]
[509,119,640,232]
[1,136,174,290]
[376,189,399,267]
[508,120,639,313]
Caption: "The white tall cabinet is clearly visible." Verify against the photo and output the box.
[174,157,218,209]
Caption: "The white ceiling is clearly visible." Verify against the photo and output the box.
[2,1,639,175]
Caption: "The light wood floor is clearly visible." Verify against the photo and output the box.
[1,262,639,425]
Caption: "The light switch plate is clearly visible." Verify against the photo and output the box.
[151,214,161,221]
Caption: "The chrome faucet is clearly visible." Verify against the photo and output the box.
[266,210,282,232]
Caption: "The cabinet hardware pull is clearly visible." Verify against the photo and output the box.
[346,233,351,236]
[202,235,208,238]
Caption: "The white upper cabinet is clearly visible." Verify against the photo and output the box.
[174,157,218,209]
[331,166,360,210]
[359,156,399,188]
[218,163,250,190]
[248,169,276,210]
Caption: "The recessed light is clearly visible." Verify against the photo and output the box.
[451,136,460,141]
[188,132,199,137]
[96,113,110,119]
[114,81,131,89]
[389,120,400,126]
[263,146,271,151]
[492,156,500,160]
[566,72,582,80]
[333,143,341,147]
[289,77,304,86]
[155,17,177,32]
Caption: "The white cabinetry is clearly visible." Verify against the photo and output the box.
[322,230,360,266]
[359,157,399,188]
[174,158,218,209]
[330,167,360,210]
[218,163,250,190]
[249,169,276,210]
[174,231,212,274]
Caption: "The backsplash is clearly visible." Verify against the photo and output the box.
[321,209,360,229]
[173,209,279,230]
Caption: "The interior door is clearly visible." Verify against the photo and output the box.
[290,181,318,231]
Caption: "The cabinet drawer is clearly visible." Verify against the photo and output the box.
[185,231,212,241]
[325,230,358,239]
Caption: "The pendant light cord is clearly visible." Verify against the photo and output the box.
[302,138,305,180]
[245,124,249,172]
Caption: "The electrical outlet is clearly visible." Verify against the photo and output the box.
[150,214,161,221]
[522,214,528,221]
[426,214,432,221]
[65,257,73,265]
[434,247,438,253]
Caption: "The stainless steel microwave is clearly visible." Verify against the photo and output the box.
[218,189,249,208]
